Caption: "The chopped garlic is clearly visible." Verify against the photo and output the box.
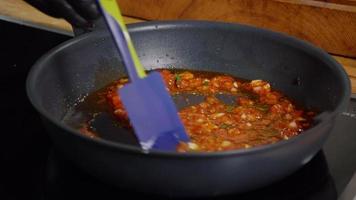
[251,80,262,85]
[244,144,251,148]
[253,86,262,92]
[297,117,306,121]
[289,121,297,128]
[212,113,225,118]
[263,83,271,90]
[188,142,199,150]
[221,141,232,147]
[196,118,204,123]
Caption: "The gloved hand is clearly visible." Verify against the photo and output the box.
[24,0,100,28]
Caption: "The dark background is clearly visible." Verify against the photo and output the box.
[0,20,70,200]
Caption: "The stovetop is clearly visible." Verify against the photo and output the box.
[1,20,356,200]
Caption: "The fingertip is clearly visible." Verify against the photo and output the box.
[69,0,101,21]
[86,3,101,20]
[48,0,89,28]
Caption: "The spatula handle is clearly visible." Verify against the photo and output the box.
[97,0,146,81]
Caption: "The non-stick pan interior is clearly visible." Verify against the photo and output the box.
[28,21,350,129]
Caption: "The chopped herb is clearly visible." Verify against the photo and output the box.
[236,91,258,100]
[203,80,209,86]
[226,105,235,112]
[264,128,280,137]
[220,123,232,129]
[175,74,181,82]
[255,104,270,112]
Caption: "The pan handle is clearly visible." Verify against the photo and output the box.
[72,17,106,36]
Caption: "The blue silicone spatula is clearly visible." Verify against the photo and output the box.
[96,0,190,151]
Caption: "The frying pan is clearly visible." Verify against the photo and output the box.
[26,20,350,197]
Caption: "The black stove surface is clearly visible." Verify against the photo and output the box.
[1,20,356,200]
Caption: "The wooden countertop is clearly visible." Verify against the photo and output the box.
[1,0,356,93]
[0,0,143,35]
[118,0,356,58]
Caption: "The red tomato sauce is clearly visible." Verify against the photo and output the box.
[106,69,315,152]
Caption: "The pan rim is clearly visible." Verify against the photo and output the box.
[26,20,351,158]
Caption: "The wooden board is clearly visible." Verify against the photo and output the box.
[0,0,71,34]
[0,0,143,35]
[118,0,356,58]
[315,0,356,6]
[333,55,356,93]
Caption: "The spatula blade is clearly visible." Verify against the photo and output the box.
[119,71,189,151]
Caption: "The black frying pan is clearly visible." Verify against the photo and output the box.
[26,21,350,197]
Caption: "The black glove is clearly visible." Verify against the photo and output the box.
[25,0,100,28]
